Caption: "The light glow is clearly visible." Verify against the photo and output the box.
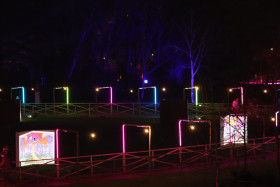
[263,89,268,93]
[0,88,2,92]
[190,125,195,130]
[130,89,134,93]
[11,86,25,103]
[162,87,166,92]
[144,79,148,84]
[31,88,35,91]
[138,86,157,104]
[90,133,96,138]
[56,129,59,159]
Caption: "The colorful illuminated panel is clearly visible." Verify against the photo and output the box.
[17,130,55,167]
[220,115,247,145]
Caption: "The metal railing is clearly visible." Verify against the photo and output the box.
[10,135,280,185]
[22,103,159,118]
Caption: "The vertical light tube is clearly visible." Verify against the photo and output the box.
[154,87,157,104]
[66,87,69,104]
[276,111,280,127]
[122,125,126,153]
[56,129,59,158]
[110,87,113,104]
[148,126,151,158]
[178,120,182,147]
[22,87,25,104]
[240,87,244,105]
[195,87,198,106]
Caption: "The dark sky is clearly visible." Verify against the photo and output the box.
[1,0,280,102]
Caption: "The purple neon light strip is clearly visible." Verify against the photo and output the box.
[56,129,59,158]
[122,125,125,153]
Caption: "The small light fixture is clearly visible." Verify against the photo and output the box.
[263,89,268,93]
[270,48,274,51]
[27,114,32,118]
[63,87,67,91]
[229,89,232,92]
[144,129,149,134]
[0,88,2,92]
[96,88,99,92]
[271,117,275,122]
[190,125,195,131]
[90,132,96,138]
[31,88,35,91]
[144,79,148,84]
[162,87,166,92]
[130,89,134,93]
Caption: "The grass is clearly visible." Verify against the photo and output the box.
[49,160,279,187]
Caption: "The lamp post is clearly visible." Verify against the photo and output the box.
[95,87,113,104]
[228,87,244,105]
[57,129,79,183]
[275,111,280,179]
[184,86,199,106]
[11,86,25,103]
[122,124,151,172]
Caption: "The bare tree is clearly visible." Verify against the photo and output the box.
[170,16,207,103]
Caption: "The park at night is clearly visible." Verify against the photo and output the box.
[1,0,280,186]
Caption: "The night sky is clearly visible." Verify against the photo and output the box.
[1,0,280,102]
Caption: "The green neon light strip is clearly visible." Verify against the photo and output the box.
[185,87,199,105]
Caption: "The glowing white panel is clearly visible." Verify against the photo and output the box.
[17,130,55,167]
[220,115,247,145]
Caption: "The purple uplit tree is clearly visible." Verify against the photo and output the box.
[170,16,207,103]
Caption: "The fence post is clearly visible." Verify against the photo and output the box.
[253,139,256,156]
[123,153,126,172]
[152,150,155,169]
[56,158,60,178]
[89,104,91,116]
[19,162,22,183]
[91,155,93,176]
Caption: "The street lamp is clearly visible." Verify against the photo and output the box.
[138,86,157,104]
[228,87,244,105]
[11,86,25,103]
[122,124,151,172]
[53,87,69,104]
[178,119,211,147]
[184,86,199,106]
[95,87,113,104]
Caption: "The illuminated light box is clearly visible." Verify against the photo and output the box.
[220,115,248,145]
[16,130,56,167]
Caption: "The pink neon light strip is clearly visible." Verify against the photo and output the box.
[276,111,280,127]
[96,87,113,104]
[246,81,280,85]
[178,120,210,147]
[56,129,59,158]
[122,125,125,153]
[179,120,182,147]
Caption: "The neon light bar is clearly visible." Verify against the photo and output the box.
[242,81,280,85]
[11,86,25,103]
[229,87,243,104]
[138,86,157,104]
[54,87,69,104]
[276,111,280,127]
[184,87,199,105]
[122,124,151,156]
[178,119,211,147]
[95,87,113,104]
[56,129,59,158]
[122,125,125,153]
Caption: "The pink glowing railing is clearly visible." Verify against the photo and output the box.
[10,135,279,184]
